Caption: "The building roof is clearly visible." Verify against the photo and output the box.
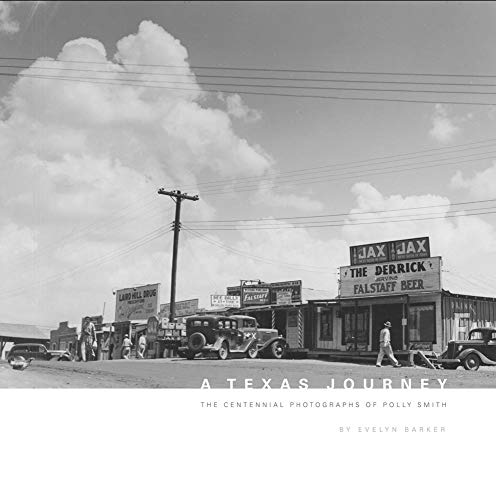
[0,323,52,342]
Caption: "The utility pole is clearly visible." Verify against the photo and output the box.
[158,188,199,322]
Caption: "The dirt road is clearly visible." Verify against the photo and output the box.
[1,357,496,388]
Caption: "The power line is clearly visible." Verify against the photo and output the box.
[186,204,496,228]
[10,68,496,96]
[0,227,172,300]
[196,153,496,197]
[9,63,496,87]
[181,139,496,191]
[186,207,496,231]
[3,56,496,78]
[182,226,330,273]
[184,197,496,224]
[2,71,496,106]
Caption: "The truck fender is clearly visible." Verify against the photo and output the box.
[457,348,496,366]
[259,337,287,353]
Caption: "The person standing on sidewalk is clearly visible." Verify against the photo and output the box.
[376,321,401,368]
[80,316,96,362]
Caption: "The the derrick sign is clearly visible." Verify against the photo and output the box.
[350,236,430,266]
[115,284,160,322]
[339,257,441,298]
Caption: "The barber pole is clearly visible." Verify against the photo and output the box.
[298,309,303,348]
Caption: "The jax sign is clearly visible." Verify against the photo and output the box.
[115,284,160,322]
[339,257,442,298]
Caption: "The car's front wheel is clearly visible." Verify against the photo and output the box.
[247,345,258,359]
[463,353,481,371]
[218,341,229,360]
[270,340,286,360]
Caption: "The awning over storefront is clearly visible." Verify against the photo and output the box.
[0,322,52,343]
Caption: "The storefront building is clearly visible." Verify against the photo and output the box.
[307,237,496,354]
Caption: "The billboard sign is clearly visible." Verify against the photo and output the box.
[276,290,293,305]
[226,286,241,296]
[211,295,241,308]
[269,280,302,304]
[350,237,430,266]
[227,280,302,306]
[115,284,160,322]
[242,287,270,306]
[160,298,199,319]
[339,256,441,298]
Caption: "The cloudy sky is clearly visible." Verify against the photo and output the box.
[1,1,496,327]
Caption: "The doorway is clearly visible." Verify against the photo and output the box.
[372,303,404,351]
[274,310,286,338]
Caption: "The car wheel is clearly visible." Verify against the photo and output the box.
[218,341,229,360]
[247,345,258,359]
[270,340,286,360]
[186,352,196,360]
[188,332,206,353]
[463,353,481,371]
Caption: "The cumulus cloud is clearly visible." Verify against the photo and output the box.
[0,1,19,34]
[450,162,496,198]
[220,93,262,123]
[0,21,276,324]
[429,104,461,144]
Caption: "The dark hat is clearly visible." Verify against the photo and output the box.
[384,321,392,327]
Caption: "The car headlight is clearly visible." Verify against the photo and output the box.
[458,345,463,352]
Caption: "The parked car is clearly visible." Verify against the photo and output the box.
[178,315,256,360]
[229,315,287,359]
[437,327,496,371]
[6,343,73,363]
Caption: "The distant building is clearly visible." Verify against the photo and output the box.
[50,321,78,357]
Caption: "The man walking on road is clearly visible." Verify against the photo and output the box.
[122,334,132,359]
[80,316,96,362]
[376,321,401,368]
[137,332,146,359]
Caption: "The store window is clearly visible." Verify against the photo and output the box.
[320,308,333,340]
[341,307,369,345]
[409,304,436,343]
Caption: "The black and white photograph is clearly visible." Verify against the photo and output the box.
[0,1,495,498]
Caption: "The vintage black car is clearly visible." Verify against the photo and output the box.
[6,343,73,363]
[438,327,496,371]
[177,315,286,360]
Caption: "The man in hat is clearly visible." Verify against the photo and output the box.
[122,334,132,360]
[80,316,96,362]
[376,321,401,368]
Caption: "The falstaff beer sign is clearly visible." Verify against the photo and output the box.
[350,236,430,265]
[339,256,441,298]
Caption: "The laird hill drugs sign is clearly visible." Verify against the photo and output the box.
[339,256,441,298]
